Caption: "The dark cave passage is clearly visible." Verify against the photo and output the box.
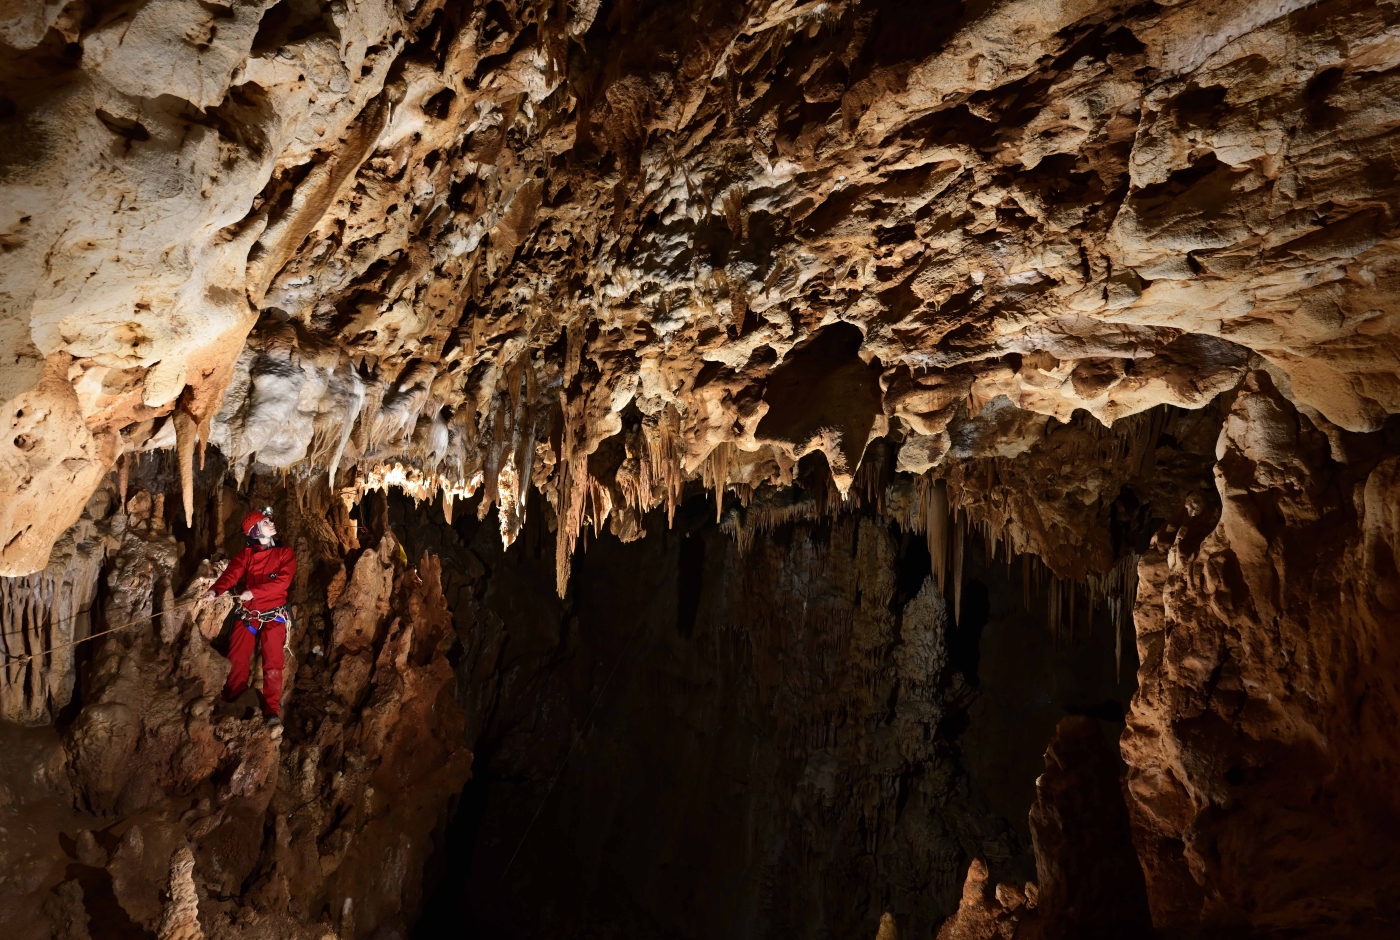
[393,490,1145,940]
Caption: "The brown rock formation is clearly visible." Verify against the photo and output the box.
[934,859,1030,940]
[156,846,203,940]
[1123,371,1400,934]
[0,471,470,940]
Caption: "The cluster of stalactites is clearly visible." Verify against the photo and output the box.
[194,332,1151,610]
[905,479,1140,674]
[549,398,688,597]
[344,345,691,597]
[0,516,106,724]
[721,471,1142,665]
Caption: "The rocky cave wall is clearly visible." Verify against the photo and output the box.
[5,0,1400,937]
[0,445,1155,940]
[0,390,1398,940]
[0,464,473,940]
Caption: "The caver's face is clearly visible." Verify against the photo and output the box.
[257,519,277,539]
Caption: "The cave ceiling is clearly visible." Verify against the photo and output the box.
[4,0,1400,588]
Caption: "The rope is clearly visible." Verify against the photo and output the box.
[500,619,643,881]
[0,597,104,642]
[0,567,227,643]
[0,599,201,667]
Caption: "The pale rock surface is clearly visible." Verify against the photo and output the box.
[156,845,202,940]
[2,0,1398,591]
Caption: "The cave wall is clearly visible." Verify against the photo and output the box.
[6,374,1400,940]
[3,380,1400,938]
[1123,374,1400,933]
[4,0,1400,935]
[0,466,471,940]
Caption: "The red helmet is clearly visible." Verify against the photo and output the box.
[241,509,271,536]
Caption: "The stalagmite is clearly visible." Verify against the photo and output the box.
[156,846,202,940]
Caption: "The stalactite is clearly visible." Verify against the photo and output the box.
[1115,602,1123,678]
[1089,550,1141,681]
[952,508,965,625]
[0,517,104,724]
[494,360,541,548]
[719,498,826,556]
[927,478,949,596]
[584,472,610,533]
[478,396,504,522]
[174,409,198,528]
[356,381,385,455]
[662,410,684,525]
[554,386,590,597]
[326,369,367,490]
[705,441,733,522]
[118,452,130,506]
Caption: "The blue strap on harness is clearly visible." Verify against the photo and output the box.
[240,610,287,636]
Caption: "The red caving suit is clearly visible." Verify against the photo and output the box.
[211,542,296,717]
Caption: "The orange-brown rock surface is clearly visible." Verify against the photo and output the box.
[1123,371,1400,934]
[0,472,470,940]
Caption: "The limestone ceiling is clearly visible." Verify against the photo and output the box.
[3,0,1399,584]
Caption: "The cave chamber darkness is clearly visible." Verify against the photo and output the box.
[391,480,1146,940]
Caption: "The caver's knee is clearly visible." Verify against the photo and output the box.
[261,636,285,669]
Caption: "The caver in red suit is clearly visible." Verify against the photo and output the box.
[209,509,296,721]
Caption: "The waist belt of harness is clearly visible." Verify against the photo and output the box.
[237,605,289,635]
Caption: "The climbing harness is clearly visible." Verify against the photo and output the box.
[235,604,290,635]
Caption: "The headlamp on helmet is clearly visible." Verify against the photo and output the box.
[241,508,274,537]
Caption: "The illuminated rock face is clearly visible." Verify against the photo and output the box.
[1122,373,1400,933]
[5,0,1400,581]
[3,0,1400,937]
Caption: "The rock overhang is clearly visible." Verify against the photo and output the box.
[1,0,1398,587]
